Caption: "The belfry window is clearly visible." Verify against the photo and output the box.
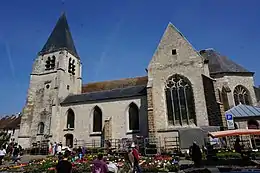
[45,56,56,70]
[128,103,139,131]
[234,85,251,105]
[93,106,102,132]
[68,58,76,75]
[165,74,196,125]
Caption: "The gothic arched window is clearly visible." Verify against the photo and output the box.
[38,122,44,134]
[233,85,251,105]
[165,74,196,125]
[67,109,75,129]
[93,106,102,132]
[221,87,229,111]
[128,103,139,131]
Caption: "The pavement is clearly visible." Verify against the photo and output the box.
[0,155,47,168]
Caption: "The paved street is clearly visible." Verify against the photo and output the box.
[0,155,46,168]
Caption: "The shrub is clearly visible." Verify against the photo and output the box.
[216,152,241,159]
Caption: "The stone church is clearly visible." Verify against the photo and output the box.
[17,13,260,149]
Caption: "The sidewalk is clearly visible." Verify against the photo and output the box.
[0,155,47,168]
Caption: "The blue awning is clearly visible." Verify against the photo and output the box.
[225,103,260,118]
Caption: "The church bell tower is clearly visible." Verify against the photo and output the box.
[18,13,82,148]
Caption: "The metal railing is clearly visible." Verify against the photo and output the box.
[25,137,180,156]
[79,137,180,155]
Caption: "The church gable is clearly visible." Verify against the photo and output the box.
[148,23,205,73]
[147,23,210,133]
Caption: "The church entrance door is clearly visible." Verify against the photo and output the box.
[64,134,73,148]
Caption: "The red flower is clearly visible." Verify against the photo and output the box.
[48,167,55,170]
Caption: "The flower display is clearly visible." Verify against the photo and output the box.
[0,153,179,173]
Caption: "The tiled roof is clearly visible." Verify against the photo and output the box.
[0,115,21,130]
[61,85,147,105]
[39,13,79,58]
[82,76,148,93]
[225,103,260,118]
[199,49,253,75]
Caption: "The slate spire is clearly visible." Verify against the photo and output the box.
[39,13,79,59]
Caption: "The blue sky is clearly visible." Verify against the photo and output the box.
[0,0,260,115]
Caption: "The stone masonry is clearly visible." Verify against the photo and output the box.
[214,74,257,108]
[147,23,210,142]
[18,14,260,150]
[59,96,148,145]
[146,86,156,139]
[202,75,222,126]
[18,50,82,148]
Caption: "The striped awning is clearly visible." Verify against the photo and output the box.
[209,129,260,138]
[225,103,260,118]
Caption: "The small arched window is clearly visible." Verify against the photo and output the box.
[233,85,251,106]
[93,106,102,132]
[67,109,75,129]
[128,103,139,131]
[165,74,196,125]
[38,122,44,134]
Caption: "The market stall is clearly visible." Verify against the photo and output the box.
[208,129,260,149]
[209,129,260,138]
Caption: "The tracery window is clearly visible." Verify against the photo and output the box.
[165,74,196,125]
[233,85,251,105]
[128,103,139,131]
[93,106,102,132]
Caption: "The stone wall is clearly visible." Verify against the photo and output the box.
[218,103,227,128]
[147,23,209,138]
[214,74,257,108]
[57,96,148,146]
[147,86,155,139]
[19,50,82,148]
[202,75,222,126]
